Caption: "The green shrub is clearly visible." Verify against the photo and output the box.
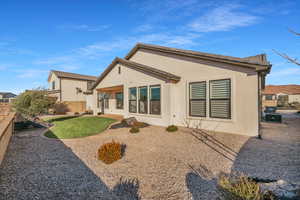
[218,174,277,200]
[130,126,140,133]
[166,125,178,132]
[98,141,122,164]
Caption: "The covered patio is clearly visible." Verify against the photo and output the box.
[96,85,124,115]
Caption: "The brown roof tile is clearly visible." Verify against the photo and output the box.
[91,57,181,90]
[125,43,271,71]
[49,70,97,81]
[262,85,300,95]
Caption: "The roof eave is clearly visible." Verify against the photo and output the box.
[126,43,271,71]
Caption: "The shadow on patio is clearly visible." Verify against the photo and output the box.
[185,113,300,199]
[0,128,140,200]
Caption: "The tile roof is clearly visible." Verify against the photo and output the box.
[125,43,271,71]
[262,85,300,95]
[49,70,97,81]
[91,57,181,90]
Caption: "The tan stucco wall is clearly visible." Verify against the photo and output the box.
[288,94,300,103]
[128,49,259,136]
[48,73,60,90]
[48,73,61,101]
[94,63,171,126]
[0,112,15,166]
[60,78,88,102]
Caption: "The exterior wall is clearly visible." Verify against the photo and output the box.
[48,73,61,101]
[262,100,277,107]
[288,94,300,103]
[60,78,88,102]
[93,63,171,126]
[128,49,259,136]
[0,112,15,165]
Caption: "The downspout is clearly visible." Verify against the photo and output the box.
[59,79,62,102]
[257,72,263,139]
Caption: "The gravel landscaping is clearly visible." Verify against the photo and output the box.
[0,113,299,199]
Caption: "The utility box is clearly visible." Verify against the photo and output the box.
[265,114,282,123]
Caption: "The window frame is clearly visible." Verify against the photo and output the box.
[138,86,148,114]
[129,87,137,113]
[150,84,161,115]
[104,94,109,109]
[115,92,124,109]
[265,94,274,101]
[189,81,207,117]
[209,78,231,119]
[52,81,55,90]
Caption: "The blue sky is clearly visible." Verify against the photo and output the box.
[0,0,299,94]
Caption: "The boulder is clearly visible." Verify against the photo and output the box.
[122,117,138,126]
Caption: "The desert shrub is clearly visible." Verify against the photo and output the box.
[166,125,178,132]
[98,141,122,164]
[130,126,140,133]
[218,174,277,200]
[12,89,56,118]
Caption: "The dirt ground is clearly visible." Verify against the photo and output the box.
[0,112,299,199]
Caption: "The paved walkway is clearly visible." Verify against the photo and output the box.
[0,112,299,199]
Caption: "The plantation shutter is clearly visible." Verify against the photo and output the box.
[210,79,231,119]
[189,82,206,117]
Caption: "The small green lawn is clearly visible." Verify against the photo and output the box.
[44,116,116,139]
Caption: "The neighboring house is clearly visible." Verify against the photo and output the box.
[262,85,300,107]
[47,70,97,113]
[86,43,271,137]
[0,92,17,103]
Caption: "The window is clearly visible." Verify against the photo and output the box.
[97,93,102,108]
[209,79,231,119]
[150,85,161,115]
[104,94,109,109]
[265,94,274,100]
[52,81,55,90]
[118,66,121,74]
[87,81,95,90]
[139,86,148,114]
[189,82,206,117]
[129,87,137,113]
[116,92,123,109]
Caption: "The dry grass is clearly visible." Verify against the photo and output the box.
[98,141,122,164]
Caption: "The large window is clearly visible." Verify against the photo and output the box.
[116,92,123,109]
[129,87,137,113]
[52,81,55,90]
[189,82,206,117]
[150,85,161,115]
[139,86,148,114]
[209,79,231,119]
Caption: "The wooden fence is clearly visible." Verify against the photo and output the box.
[0,112,15,165]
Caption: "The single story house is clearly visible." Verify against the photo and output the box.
[47,70,97,113]
[0,92,17,103]
[86,43,271,137]
[262,85,300,107]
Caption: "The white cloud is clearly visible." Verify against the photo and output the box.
[270,67,300,77]
[58,24,109,32]
[189,4,259,32]
[16,69,48,78]
[34,55,75,65]
[75,33,201,58]
[135,24,153,32]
